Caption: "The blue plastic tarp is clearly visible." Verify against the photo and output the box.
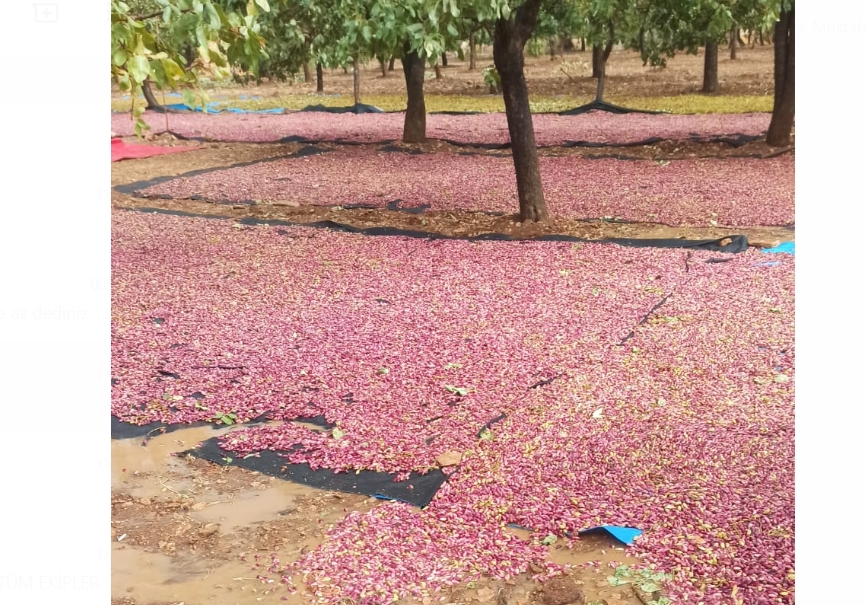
[163,102,284,114]
[762,241,795,255]
[579,525,643,545]
[505,523,643,546]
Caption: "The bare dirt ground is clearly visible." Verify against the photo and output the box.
[111,137,794,247]
[110,45,774,103]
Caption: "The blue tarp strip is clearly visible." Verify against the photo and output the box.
[762,241,795,255]
[163,102,284,114]
[506,522,643,545]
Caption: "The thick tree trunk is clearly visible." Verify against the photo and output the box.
[303,62,312,82]
[549,38,557,60]
[142,79,161,109]
[493,1,549,224]
[380,58,387,77]
[441,52,448,67]
[729,28,738,60]
[580,38,586,52]
[469,32,477,70]
[316,63,324,92]
[702,40,719,93]
[759,29,765,45]
[389,56,396,71]
[595,63,606,102]
[767,6,795,146]
[352,57,361,104]
[434,62,442,79]
[402,47,427,143]
[591,37,613,79]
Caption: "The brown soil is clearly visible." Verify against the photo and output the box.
[112,138,794,248]
[111,426,644,605]
[112,46,775,100]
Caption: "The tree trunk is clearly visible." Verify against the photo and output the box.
[549,38,556,60]
[352,57,361,104]
[434,62,442,78]
[766,6,795,146]
[380,58,387,77]
[389,56,396,71]
[591,37,612,79]
[493,0,549,223]
[729,28,738,60]
[580,38,586,52]
[748,30,754,47]
[469,32,477,70]
[441,52,448,67]
[560,36,574,52]
[402,46,427,143]
[702,40,719,93]
[759,29,765,45]
[142,79,161,109]
[316,63,324,92]
[303,62,312,82]
[184,46,196,69]
[595,62,606,102]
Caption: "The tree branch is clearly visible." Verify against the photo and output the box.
[131,10,164,20]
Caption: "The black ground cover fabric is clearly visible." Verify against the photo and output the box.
[183,438,449,507]
[160,129,765,151]
[298,103,385,114]
[558,100,666,116]
[118,207,751,252]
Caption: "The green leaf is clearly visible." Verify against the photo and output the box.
[614,565,631,578]
[192,0,203,14]
[361,25,372,43]
[641,582,661,593]
[112,49,128,66]
[195,24,208,49]
[479,428,493,441]
[254,0,269,11]
[541,534,557,545]
[182,89,197,108]
[161,58,184,81]
[162,5,172,22]
[447,23,458,37]
[205,3,220,28]
[444,385,468,396]
[332,427,345,440]
[127,55,151,83]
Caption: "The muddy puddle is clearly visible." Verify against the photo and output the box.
[112,426,645,605]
